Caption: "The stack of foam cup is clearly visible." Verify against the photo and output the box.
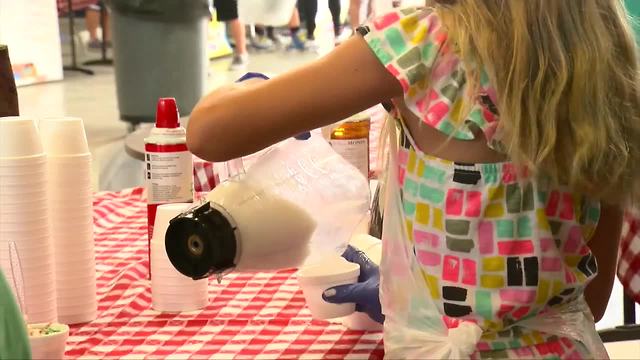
[0,116,58,323]
[39,117,97,324]
[151,203,208,313]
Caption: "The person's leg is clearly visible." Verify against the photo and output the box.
[328,0,342,37]
[85,8,100,42]
[92,2,111,45]
[287,6,306,50]
[266,26,282,47]
[229,19,247,56]
[214,0,248,70]
[368,0,375,18]
[289,6,301,29]
[349,0,362,31]
[298,0,318,40]
[252,24,275,50]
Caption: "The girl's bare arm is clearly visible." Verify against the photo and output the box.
[187,36,402,162]
[584,204,624,322]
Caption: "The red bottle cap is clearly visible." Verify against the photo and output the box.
[155,98,180,128]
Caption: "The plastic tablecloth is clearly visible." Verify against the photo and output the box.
[65,188,384,359]
[618,208,640,304]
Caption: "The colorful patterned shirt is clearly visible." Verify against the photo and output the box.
[363,8,603,359]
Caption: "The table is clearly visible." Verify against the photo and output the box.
[66,188,384,359]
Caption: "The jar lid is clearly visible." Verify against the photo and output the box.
[165,201,237,279]
[297,255,360,285]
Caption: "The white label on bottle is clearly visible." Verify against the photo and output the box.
[145,151,193,205]
[330,138,369,178]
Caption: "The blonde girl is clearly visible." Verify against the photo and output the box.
[187,0,640,358]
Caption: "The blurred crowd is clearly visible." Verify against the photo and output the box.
[215,0,407,70]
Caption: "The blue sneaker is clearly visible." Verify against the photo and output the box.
[286,34,306,51]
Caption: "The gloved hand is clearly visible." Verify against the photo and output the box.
[322,245,384,324]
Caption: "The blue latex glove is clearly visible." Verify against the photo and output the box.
[322,245,384,324]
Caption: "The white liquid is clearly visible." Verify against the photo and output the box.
[207,181,318,271]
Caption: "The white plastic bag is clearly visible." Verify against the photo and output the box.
[379,115,606,359]
[238,0,297,26]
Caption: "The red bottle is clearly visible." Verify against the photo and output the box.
[144,98,194,278]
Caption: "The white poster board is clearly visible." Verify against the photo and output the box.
[0,0,63,86]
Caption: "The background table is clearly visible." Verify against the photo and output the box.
[66,188,383,359]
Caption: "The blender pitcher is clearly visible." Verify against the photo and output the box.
[165,135,371,280]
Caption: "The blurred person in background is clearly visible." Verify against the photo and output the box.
[252,25,282,50]
[289,0,344,50]
[349,0,374,32]
[213,0,249,70]
[85,1,111,49]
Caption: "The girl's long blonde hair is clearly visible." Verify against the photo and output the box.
[433,0,640,206]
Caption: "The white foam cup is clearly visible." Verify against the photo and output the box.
[0,117,43,158]
[57,309,97,325]
[39,117,89,156]
[0,154,46,169]
[297,255,360,320]
[28,323,69,360]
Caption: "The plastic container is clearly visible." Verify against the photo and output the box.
[145,99,194,278]
[328,112,371,179]
[297,255,360,320]
[165,135,370,280]
[28,323,69,360]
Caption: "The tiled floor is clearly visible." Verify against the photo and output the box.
[14,14,640,358]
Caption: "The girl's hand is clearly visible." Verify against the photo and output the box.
[322,245,384,324]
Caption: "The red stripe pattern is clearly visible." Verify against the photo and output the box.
[617,208,640,304]
[66,188,384,359]
[57,0,98,13]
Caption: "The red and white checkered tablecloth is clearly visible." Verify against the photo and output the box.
[617,208,640,304]
[192,105,387,193]
[57,0,99,14]
[66,188,383,359]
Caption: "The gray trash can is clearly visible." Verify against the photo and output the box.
[107,0,211,125]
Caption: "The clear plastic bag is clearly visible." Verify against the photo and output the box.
[379,116,607,359]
